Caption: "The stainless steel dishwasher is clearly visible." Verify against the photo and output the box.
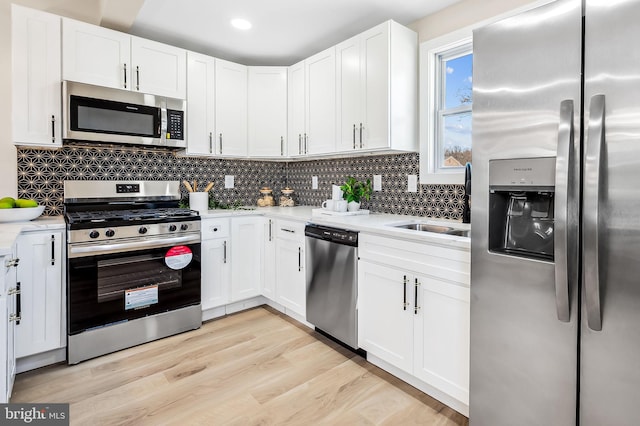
[305,224,359,350]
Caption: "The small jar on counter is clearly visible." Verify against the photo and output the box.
[280,187,295,207]
[257,187,275,207]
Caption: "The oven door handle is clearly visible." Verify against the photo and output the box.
[68,234,201,258]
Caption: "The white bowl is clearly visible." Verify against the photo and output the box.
[0,206,45,223]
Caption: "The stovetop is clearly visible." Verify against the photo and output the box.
[65,207,200,232]
[66,208,198,225]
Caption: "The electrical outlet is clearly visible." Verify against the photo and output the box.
[373,175,382,191]
[408,175,418,193]
[312,176,318,189]
[225,175,234,189]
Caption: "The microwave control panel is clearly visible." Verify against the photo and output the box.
[166,109,184,140]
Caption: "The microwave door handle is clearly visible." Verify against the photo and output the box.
[554,99,576,323]
[160,107,167,140]
[584,94,605,331]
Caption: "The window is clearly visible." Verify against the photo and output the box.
[436,46,472,170]
[420,31,473,184]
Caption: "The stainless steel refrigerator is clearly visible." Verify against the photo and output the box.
[470,0,640,424]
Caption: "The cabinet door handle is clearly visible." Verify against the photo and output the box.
[403,275,408,310]
[223,240,227,264]
[136,66,140,91]
[123,63,127,89]
[5,258,19,268]
[281,228,295,233]
[51,235,55,266]
[359,123,363,149]
[304,134,308,154]
[268,219,273,242]
[219,133,223,154]
[414,278,420,314]
[298,247,302,272]
[15,281,21,325]
[353,124,356,149]
[281,136,284,156]
[298,134,302,155]
[51,115,56,143]
[209,132,213,154]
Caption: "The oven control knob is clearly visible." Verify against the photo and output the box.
[138,226,148,234]
[180,224,189,231]
[89,230,100,239]
[169,224,177,232]
[105,229,115,238]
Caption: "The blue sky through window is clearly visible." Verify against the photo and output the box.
[441,52,472,166]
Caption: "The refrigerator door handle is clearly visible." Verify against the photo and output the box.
[554,99,575,322]
[584,94,605,331]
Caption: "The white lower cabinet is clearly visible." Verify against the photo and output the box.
[201,218,230,310]
[358,262,414,374]
[414,277,470,405]
[15,231,64,358]
[262,219,276,299]
[1,249,19,403]
[358,233,470,413]
[230,217,264,301]
[274,220,306,317]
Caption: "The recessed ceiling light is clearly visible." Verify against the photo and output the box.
[231,18,252,30]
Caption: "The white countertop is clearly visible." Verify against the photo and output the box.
[200,206,470,250]
[0,216,66,256]
[0,207,470,256]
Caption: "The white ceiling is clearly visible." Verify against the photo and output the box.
[130,0,462,66]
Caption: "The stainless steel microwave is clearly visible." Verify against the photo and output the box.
[62,81,186,148]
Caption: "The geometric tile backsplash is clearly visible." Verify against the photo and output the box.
[16,143,466,220]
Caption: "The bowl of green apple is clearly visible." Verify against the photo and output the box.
[0,197,45,222]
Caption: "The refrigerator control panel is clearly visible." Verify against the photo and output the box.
[489,157,556,188]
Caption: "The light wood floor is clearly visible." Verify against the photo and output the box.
[11,306,468,425]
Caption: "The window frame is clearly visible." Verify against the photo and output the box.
[419,29,473,185]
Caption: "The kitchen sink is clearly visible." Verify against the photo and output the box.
[391,223,470,238]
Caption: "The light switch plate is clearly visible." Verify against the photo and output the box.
[312,176,318,190]
[225,175,234,189]
[408,175,418,193]
[373,175,382,191]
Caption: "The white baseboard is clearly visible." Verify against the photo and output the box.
[366,353,469,417]
[16,348,66,374]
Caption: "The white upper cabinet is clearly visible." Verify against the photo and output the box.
[12,5,62,147]
[215,59,248,157]
[287,60,306,157]
[62,18,186,99]
[186,51,216,156]
[62,18,130,90]
[248,67,288,158]
[336,21,418,153]
[131,36,186,99]
[305,46,336,155]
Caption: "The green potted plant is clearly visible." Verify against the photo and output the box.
[340,176,372,211]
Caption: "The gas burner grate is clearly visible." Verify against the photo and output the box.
[66,208,198,224]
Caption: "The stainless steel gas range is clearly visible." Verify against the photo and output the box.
[63,181,202,364]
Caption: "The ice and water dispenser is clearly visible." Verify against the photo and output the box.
[489,158,555,261]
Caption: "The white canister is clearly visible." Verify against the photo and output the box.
[189,192,209,213]
[332,184,343,200]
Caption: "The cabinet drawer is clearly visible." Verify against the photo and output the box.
[201,218,230,240]
[275,220,305,242]
[359,233,470,285]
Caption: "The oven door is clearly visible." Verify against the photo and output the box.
[67,239,201,335]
